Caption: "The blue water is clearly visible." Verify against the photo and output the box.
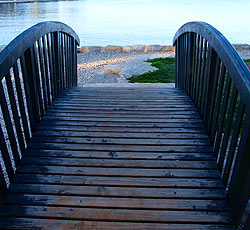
[0,0,249,46]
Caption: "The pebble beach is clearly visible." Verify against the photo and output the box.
[76,44,250,86]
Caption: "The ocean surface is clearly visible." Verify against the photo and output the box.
[0,0,249,46]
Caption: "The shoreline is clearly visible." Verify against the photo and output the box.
[0,0,58,4]
[1,44,249,59]
[78,44,250,59]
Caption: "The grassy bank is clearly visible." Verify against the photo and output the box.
[130,57,250,84]
[130,57,175,83]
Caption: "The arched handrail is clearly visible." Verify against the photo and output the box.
[0,21,80,80]
[173,21,250,227]
[0,21,79,200]
[173,22,250,104]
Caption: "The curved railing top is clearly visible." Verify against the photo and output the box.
[0,21,80,80]
[173,21,250,106]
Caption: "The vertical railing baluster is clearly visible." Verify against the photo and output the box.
[13,62,30,142]
[187,32,194,97]
[0,123,14,178]
[223,101,245,185]
[217,85,238,171]
[24,47,40,124]
[0,162,7,200]
[57,32,62,93]
[38,39,48,110]
[69,36,73,87]
[61,33,65,90]
[206,56,221,133]
[203,47,219,128]
[20,55,36,132]
[0,81,20,165]
[5,71,25,153]
[194,37,203,107]
[201,44,212,119]
[214,75,232,157]
[175,38,179,88]
[33,43,44,116]
[72,38,77,87]
[210,65,226,144]
[197,40,207,112]
[47,33,55,100]
[192,34,198,101]
[51,32,58,97]
[184,34,188,91]
[42,35,51,106]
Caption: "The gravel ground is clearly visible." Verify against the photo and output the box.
[77,51,172,85]
[77,48,250,86]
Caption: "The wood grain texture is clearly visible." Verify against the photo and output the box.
[0,87,235,229]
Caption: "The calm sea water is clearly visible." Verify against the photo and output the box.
[0,0,250,46]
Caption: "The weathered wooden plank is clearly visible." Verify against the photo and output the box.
[42,116,202,124]
[0,218,236,230]
[30,136,210,146]
[52,99,193,105]
[38,120,204,128]
[20,157,217,169]
[36,125,207,133]
[28,142,213,152]
[8,184,227,199]
[48,106,197,111]
[0,205,234,224]
[12,174,224,188]
[33,130,209,139]
[16,165,220,178]
[4,194,230,211]
[24,149,215,160]
[51,102,194,108]
[44,108,199,115]
[44,112,200,119]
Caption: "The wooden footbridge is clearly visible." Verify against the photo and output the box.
[0,21,250,229]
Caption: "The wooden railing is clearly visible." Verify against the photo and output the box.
[0,21,79,200]
[173,21,250,228]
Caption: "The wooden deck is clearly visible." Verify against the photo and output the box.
[0,87,236,229]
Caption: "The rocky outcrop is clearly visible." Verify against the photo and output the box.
[101,46,124,52]
[78,44,250,55]
[78,45,175,54]
[233,44,250,51]
[99,54,167,80]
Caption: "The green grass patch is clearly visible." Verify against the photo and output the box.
[129,57,175,83]
[244,59,250,65]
